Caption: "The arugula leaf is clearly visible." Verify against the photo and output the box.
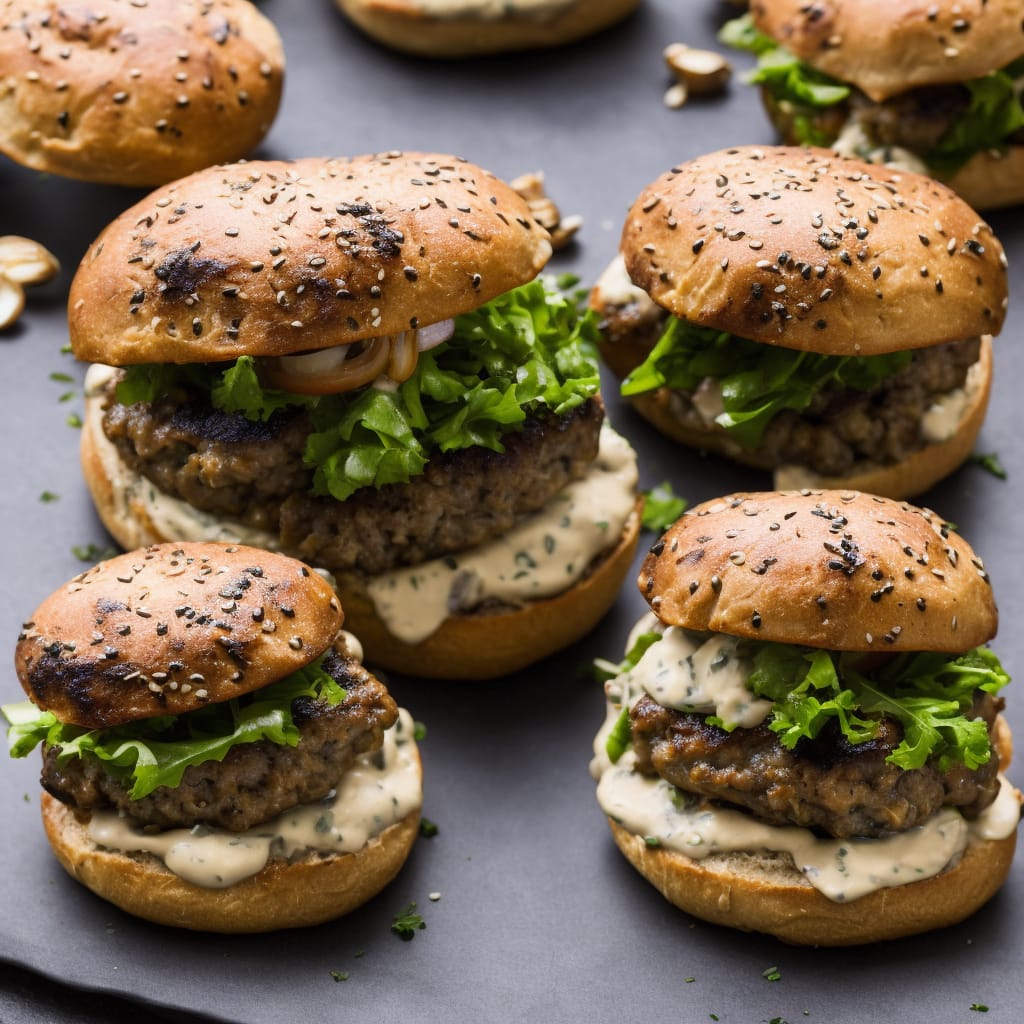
[622,318,911,448]
[115,278,600,501]
[742,642,1009,770]
[928,69,1024,174]
[597,631,663,762]
[3,656,347,799]
[605,709,633,765]
[641,481,688,533]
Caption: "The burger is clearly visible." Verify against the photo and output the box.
[4,542,422,932]
[0,0,284,188]
[332,0,642,59]
[69,152,641,679]
[591,489,1021,945]
[591,145,1007,498]
[720,1,1024,210]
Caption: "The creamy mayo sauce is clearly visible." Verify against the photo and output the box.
[413,0,577,21]
[591,620,1022,903]
[830,116,929,175]
[367,426,639,644]
[88,709,421,889]
[593,254,652,309]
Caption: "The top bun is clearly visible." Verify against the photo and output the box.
[750,0,1024,102]
[621,146,1007,356]
[640,490,997,652]
[69,152,553,365]
[16,543,343,729]
[0,0,284,188]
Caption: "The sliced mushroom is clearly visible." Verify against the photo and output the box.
[0,235,60,286]
[0,276,26,331]
[663,44,732,104]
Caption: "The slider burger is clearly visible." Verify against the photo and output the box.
[70,152,640,678]
[592,145,1007,498]
[4,542,422,932]
[332,0,642,58]
[720,1,1024,210]
[0,0,284,187]
[591,490,1021,945]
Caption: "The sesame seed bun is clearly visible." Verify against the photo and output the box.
[640,489,997,652]
[42,785,421,933]
[16,542,343,729]
[750,0,1024,103]
[606,809,1019,946]
[333,0,641,58]
[0,0,284,188]
[68,153,553,366]
[620,146,1008,356]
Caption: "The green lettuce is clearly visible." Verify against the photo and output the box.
[641,481,688,533]
[621,318,911,448]
[595,631,663,763]
[3,656,347,799]
[115,278,601,501]
[720,14,1024,164]
[715,640,1009,771]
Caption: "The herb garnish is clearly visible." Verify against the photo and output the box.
[763,966,782,982]
[391,902,426,940]
[970,452,1008,480]
[419,817,439,838]
[641,481,688,533]
[71,542,118,562]
[329,971,349,983]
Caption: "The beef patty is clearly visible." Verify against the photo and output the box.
[41,649,398,832]
[101,378,604,576]
[630,691,1003,839]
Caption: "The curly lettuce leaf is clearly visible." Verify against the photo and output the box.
[928,67,1024,174]
[621,318,911,448]
[115,278,600,501]
[3,656,347,799]
[743,642,1009,771]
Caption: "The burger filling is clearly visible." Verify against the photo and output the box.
[97,277,605,577]
[595,259,982,477]
[720,13,1024,177]
[4,641,422,888]
[591,615,1016,901]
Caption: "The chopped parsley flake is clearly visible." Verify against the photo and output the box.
[391,903,426,940]
[329,971,349,983]
[970,1005,989,1013]
[66,412,82,428]
[763,966,782,982]
[39,491,58,503]
[413,721,427,742]
[72,542,118,562]
[49,371,73,383]
[970,452,1007,480]
[419,817,439,838]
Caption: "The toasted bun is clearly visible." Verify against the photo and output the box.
[640,488,997,651]
[16,542,342,728]
[69,153,552,365]
[42,792,420,933]
[81,390,642,679]
[336,499,643,678]
[617,334,992,501]
[334,0,641,58]
[0,0,283,187]
[621,146,1007,356]
[940,145,1024,213]
[750,0,1024,102]
[607,807,1018,945]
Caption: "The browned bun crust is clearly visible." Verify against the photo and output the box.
[17,542,342,728]
[42,793,420,933]
[334,0,641,57]
[616,334,992,501]
[0,0,283,187]
[941,146,1024,213]
[641,489,997,652]
[621,146,1007,356]
[750,0,1024,102]
[607,803,1019,945]
[69,153,552,365]
[337,499,643,678]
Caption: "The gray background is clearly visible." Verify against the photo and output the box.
[1,1,1023,1021]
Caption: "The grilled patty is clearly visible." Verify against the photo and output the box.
[101,378,604,575]
[41,650,398,832]
[630,691,1003,839]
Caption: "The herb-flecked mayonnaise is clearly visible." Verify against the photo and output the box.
[88,709,421,889]
[591,617,1022,903]
[367,425,638,644]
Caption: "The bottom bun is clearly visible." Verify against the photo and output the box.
[43,794,420,933]
[622,336,992,501]
[334,0,641,57]
[608,814,1018,946]
[336,499,643,679]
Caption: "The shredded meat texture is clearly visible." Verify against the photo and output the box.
[630,692,1003,839]
[597,298,980,476]
[41,650,398,832]
[101,380,604,575]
